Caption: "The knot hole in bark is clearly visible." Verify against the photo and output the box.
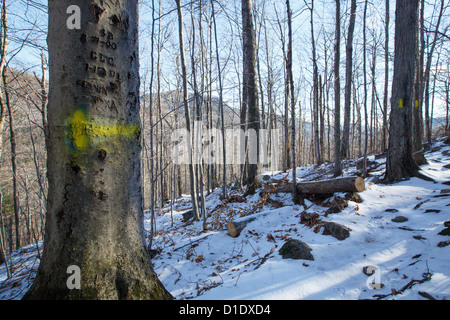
[115,273,129,300]
[98,149,107,161]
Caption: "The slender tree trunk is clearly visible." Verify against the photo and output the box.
[148,0,156,251]
[211,0,227,199]
[276,13,290,172]
[242,0,261,194]
[190,2,202,220]
[286,0,300,204]
[362,0,368,177]
[333,0,342,176]
[341,0,357,160]
[0,191,10,275]
[385,0,420,183]
[413,0,427,165]
[263,16,275,168]
[423,0,445,144]
[3,69,20,250]
[319,75,325,162]
[198,0,207,229]
[24,1,172,300]
[0,0,9,267]
[157,2,164,210]
[176,0,200,221]
[446,78,449,134]
[382,0,390,152]
[309,0,321,165]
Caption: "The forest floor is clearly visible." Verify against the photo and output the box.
[1,138,450,300]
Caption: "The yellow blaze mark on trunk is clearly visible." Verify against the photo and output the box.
[68,109,90,151]
[399,99,404,109]
[415,99,419,109]
[66,108,140,153]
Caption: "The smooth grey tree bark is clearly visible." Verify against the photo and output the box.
[412,0,427,166]
[286,0,301,204]
[242,0,261,194]
[286,0,300,204]
[341,0,357,160]
[423,0,445,145]
[211,0,227,199]
[382,0,389,152]
[0,0,9,265]
[385,0,421,183]
[176,0,201,221]
[333,0,342,176]
[24,0,172,300]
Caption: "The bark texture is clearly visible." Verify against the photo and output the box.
[341,0,357,160]
[386,0,420,182]
[333,0,342,176]
[242,0,261,194]
[273,176,365,194]
[24,1,172,300]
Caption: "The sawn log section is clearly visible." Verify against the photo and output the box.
[272,176,365,194]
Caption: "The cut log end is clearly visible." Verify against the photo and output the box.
[355,176,365,192]
[227,221,240,238]
[227,216,256,238]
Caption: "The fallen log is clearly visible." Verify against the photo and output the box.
[227,211,272,238]
[273,176,365,194]
[227,216,257,238]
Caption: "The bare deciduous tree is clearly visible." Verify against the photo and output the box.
[386,0,421,183]
[24,0,172,299]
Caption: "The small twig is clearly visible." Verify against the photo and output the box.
[418,291,436,300]
[373,272,432,300]
[413,199,430,210]
[254,248,275,270]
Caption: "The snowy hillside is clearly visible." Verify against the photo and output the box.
[1,138,450,300]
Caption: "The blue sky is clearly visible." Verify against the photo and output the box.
[5,0,449,120]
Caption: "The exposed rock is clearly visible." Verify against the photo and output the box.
[385,208,399,213]
[437,240,450,248]
[391,216,408,223]
[345,192,363,203]
[322,222,352,240]
[324,195,348,216]
[438,227,450,236]
[331,196,348,210]
[279,239,314,261]
[182,210,194,222]
[324,206,341,216]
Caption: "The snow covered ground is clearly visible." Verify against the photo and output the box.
[1,138,450,300]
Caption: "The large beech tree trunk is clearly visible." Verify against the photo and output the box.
[24,1,171,300]
[385,0,420,182]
